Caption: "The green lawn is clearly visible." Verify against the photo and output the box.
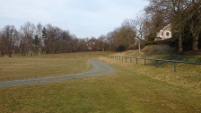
[0,52,201,113]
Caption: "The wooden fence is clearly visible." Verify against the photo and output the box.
[108,56,201,72]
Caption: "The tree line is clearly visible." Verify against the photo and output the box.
[0,22,80,56]
[0,22,103,57]
[0,21,138,57]
[1,0,200,56]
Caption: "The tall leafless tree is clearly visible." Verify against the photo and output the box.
[19,22,36,54]
[0,25,18,57]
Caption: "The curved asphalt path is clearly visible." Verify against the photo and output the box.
[0,59,115,88]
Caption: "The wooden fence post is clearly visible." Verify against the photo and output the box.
[155,60,158,67]
[173,62,177,72]
[144,58,146,65]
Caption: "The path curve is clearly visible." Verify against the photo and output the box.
[0,59,115,88]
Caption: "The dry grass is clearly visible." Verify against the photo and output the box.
[0,57,89,81]
[0,52,111,81]
[112,45,201,93]
[0,52,108,81]
[0,51,201,113]
[142,45,175,55]
[1,56,201,113]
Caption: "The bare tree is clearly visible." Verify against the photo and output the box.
[188,1,200,51]
[106,31,116,51]
[32,23,43,55]
[0,25,18,57]
[133,14,146,40]
[98,35,107,51]
[19,22,36,55]
[172,0,201,52]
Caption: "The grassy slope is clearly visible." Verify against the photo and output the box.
[112,45,201,92]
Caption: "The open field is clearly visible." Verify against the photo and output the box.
[0,57,89,81]
[0,59,115,88]
[0,52,109,81]
[0,51,201,113]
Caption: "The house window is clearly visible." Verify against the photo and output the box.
[166,32,170,37]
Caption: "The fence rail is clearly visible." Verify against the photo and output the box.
[108,56,201,72]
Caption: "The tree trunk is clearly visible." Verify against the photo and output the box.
[178,33,183,53]
[192,33,199,51]
[138,41,141,54]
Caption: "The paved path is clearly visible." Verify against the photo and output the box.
[0,59,115,88]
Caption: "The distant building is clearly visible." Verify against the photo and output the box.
[86,38,97,51]
[155,24,172,41]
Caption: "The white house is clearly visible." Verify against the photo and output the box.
[86,38,96,50]
[155,24,172,41]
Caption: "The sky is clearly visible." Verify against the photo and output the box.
[0,0,148,38]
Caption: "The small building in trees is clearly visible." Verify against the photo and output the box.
[155,24,172,41]
[86,38,103,51]
[86,38,97,51]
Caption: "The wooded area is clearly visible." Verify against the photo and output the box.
[144,0,201,52]
[0,0,200,57]
[0,21,137,57]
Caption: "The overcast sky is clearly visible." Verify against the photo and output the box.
[0,0,148,38]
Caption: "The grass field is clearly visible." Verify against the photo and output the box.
[0,52,108,81]
[0,57,89,81]
[0,51,201,113]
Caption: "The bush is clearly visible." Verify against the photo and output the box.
[146,41,157,45]
[115,45,126,52]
